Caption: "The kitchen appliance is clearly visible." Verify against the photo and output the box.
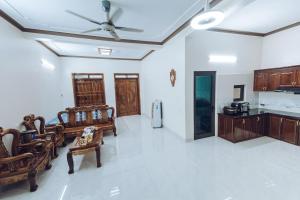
[151,100,163,128]
[223,106,239,115]
[231,102,250,113]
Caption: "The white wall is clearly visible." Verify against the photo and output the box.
[141,33,186,139]
[0,17,63,128]
[259,26,300,112]
[185,31,262,140]
[60,58,141,109]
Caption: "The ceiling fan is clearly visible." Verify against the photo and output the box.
[66,0,144,40]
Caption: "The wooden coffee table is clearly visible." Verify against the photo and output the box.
[67,128,103,174]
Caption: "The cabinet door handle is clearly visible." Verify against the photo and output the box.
[257,117,260,122]
[243,119,245,124]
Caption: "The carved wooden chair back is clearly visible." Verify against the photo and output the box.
[0,129,20,158]
[58,105,114,128]
[22,114,46,135]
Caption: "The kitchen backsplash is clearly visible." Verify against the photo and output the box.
[258,92,300,113]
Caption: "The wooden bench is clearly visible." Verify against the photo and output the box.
[58,105,116,139]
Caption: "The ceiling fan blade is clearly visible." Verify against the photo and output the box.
[115,26,144,33]
[109,30,120,41]
[66,10,103,26]
[82,28,102,34]
[109,8,123,24]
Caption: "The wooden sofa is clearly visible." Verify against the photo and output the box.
[22,114,65,158]
[58,105,116,139]
[0,127,52,192]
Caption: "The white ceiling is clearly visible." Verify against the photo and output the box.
[217,0,300,33]
[0,0,204,42]
[1,0,300,59]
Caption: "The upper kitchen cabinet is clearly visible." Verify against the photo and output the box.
[268,70,281,91]
[254,65,300,92]
[279,68,296,88]
[254,70,269,91]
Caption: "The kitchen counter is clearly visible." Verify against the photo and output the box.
[218,109,300,145]
[219,108,300,119]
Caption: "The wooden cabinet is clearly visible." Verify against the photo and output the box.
[254,71,269,91]
[279,69,296,87]
[219,112,300,146]
[254,66,300,92]
[268,115,282,139]
[281,118,299,145]
[251,116,265,138]
[218,114,264,143]
[268,71,281,91]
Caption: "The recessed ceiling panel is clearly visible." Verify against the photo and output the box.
[0,0,203,41]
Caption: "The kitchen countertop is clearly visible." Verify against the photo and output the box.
[219,108,300,119]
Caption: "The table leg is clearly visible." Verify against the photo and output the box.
[67,151,74,174]
[95,145,101,168]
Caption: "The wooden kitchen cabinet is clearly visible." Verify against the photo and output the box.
[279,68,296,87]
[268,71,281,91]
[254,65,300,92]
[268,115,282,139]
[254,71,269,91]
[251,116,265,138]
[281,118,299,145]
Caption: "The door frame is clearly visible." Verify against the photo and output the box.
[114,73,141,117]
[72,73,106,107]
[194,71,216,140]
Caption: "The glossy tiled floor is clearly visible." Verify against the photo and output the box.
[2,115,300,200]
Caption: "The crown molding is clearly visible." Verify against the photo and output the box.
[37,40,153,61]
[2,1,300,61]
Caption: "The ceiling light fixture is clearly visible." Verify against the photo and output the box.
[98,48,112,56]
[191,0,224,30]
[209,55,237,63]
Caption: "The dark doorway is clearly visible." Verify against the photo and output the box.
[194,71,216,140]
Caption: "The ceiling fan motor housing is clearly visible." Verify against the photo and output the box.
[102,0,111,13]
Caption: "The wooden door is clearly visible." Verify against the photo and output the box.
[281,118,299,145]
[268,71,281,91]
[268,115,282,139]
[114,74,141,117]
[72,73,106,107]
[254,71,269,91]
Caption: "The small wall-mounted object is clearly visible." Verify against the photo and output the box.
[170,69,176,87]
[233,85,245,101]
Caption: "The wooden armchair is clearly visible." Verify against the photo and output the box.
[0,128,52,192]
[22,114,65,158]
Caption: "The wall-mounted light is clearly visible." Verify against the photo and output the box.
[98,48,112,56]
[41,58,55,71]
[209,55,237,63]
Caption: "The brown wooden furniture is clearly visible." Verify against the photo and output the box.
[114,73,141,117]
[0,128,52,192]
[58,105,116,139]
[67,128,103,174]
[72,73,106,107]
[218,113,266,143]
[22,114,65,158]
[254,65,300,91]
[218,110,300,145]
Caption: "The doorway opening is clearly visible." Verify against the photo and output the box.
[194,71,216,140]
[114,73,141,117]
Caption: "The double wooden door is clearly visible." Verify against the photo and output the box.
[114,74,141,117]
[72,73,106,107]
